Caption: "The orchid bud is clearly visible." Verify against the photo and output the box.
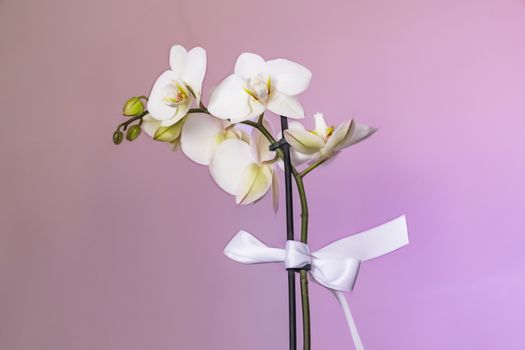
[154,122,183,142]
[126,125,141,141]
[122,97,145,117]
[113,130,124,145]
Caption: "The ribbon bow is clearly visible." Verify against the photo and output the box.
[224,215,409,350]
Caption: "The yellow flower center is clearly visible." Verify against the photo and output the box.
[311,126,334,141]
[162,81,189,107]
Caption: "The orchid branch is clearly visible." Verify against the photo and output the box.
[299,158,328,178]
[116,111,148,131]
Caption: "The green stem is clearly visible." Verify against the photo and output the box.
[293,172,311,350]
[117,111,148,131]
[299,158,327,178]
[241,120,276,143]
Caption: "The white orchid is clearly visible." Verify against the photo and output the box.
[180,113,248,165]
[207,52,312,123]
[147,45,206,127]
[143,112,247,164]
[284,113,377,164]
[209,125,279,210]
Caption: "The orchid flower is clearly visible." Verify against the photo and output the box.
[147,45,206,127]
[180,113,248,165]
[209,124,279,210]
[143,112,247,164]
[207,53,312,123]
[284,113,377,164]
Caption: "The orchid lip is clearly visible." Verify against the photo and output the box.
[162,81,189,106]
[244,76,270,102]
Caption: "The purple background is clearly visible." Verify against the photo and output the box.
[1,0,525,349]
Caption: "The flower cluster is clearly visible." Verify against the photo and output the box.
[113,44,377,209]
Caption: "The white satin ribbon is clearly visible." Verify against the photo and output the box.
[224,215,409,350]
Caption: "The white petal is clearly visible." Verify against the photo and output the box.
[208,74,253,121]
[147,70,178,121]
[210,139,254,195]
[288,120,307,131]
[236,97,266,123]
[181,113,224,165]
[340,120,378,148]
[250,120,275,163]
[324,119,377,155]
[159,100,190,126]
[267,91,305,118]
[267,58,312,96]
[324,121,351,155]
[277,121,316,166]
[142,115,161,138]
[235,164,273,205]
[182,47,207,102]
[234,52,268,80]
[313,113,330,139]
[284,127,324,154]
[224,126,250,143]
[169,45,187,78]
[291,149,319,166]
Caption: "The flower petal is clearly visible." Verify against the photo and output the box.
[235,97,265,123]
[169,45,187,78]
[313,113,330,139]
[235,164,273,205]
[181,113,224,165]
[142,114,161,138]
[182,47,207,102]
[292,149,319,166]
[267,91,305,118]
[325,120,377,154]
[147,70,178,121]
[284,127,325,154]
[234,52,268,80]
[340,120,378,148]
[267,58,312,96]
[210,139,254,195]
[250,120,275,163]
[208,74,253,121]
[324,121,350,155]
[159,100,190,126]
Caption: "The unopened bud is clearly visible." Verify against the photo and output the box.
[122,97,145,117]
[126,125,142,141]
[153,121,184,142]
[113,130,124,145]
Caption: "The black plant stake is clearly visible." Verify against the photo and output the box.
[270,116,297,350]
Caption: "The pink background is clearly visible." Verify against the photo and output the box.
[1,0,525,349]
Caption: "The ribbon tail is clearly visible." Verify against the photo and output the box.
[332,290,364,350]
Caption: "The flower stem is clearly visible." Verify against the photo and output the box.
[299,158,327,178]
[241,120,276,143]
[293,171,311,350]
[116,111,148,131]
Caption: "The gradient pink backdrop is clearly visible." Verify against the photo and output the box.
[1,0,525,349]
